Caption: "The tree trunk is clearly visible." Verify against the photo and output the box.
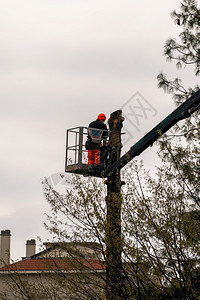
[105,110,124,299]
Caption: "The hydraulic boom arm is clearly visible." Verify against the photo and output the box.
[106,89,200,175]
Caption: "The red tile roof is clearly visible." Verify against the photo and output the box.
[0,258,105,272]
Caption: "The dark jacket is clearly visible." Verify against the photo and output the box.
[89,119,108,139]
[86,119,108,150]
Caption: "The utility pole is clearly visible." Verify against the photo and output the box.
[105,110,125,299]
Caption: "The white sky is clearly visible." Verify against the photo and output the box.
[0,0,198,260]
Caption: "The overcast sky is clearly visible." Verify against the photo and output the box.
[0,0,198,260]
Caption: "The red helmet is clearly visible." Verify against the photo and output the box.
[97,113,106,121]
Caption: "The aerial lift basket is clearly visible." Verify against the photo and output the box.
[65,126,108,177]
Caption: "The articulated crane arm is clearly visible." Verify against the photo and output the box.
[106,89,200,176]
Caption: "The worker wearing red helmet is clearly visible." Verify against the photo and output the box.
[87,113,108,165]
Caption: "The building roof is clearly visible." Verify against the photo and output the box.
[43,241,101,250]
[31,241,102,259]
[0,257,105,273]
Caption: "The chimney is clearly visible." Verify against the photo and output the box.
[26,239,36,257]
[0,230,11,267]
